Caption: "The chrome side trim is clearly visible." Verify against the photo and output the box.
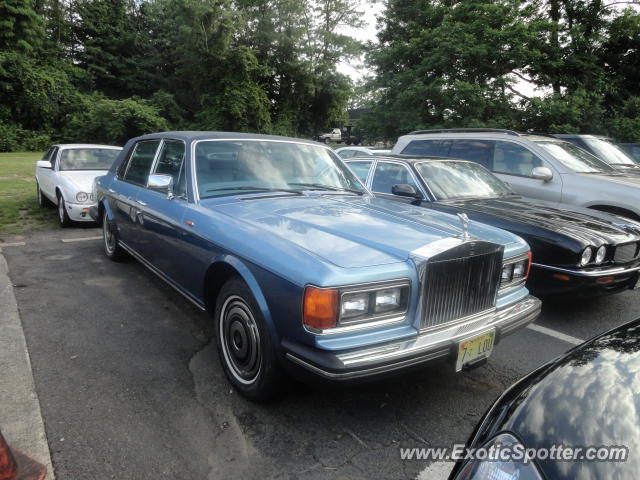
[287,295,541,380]
[532,262,640,277]
[118,240,206,311]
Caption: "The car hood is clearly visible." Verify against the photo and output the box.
[478,319,640,480]
[207,194,522,269]
[433,197,640,247]
[574,171,640,187]
[59,170,109,193]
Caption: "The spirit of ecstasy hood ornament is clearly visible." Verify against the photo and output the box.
[457,213,470,241]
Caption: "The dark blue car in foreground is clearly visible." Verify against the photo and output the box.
[91,132,541,400]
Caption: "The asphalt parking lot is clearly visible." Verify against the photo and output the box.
[2,227,640,480]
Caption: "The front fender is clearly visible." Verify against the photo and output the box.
[208,254,278,343]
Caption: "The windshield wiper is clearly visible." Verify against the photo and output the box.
[288,183,363,195]
[206,186,303,195]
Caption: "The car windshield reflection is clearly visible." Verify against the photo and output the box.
[59,148,120,171]
[195,140,366,198]
[534,141,616,173]
[415,160,516,200]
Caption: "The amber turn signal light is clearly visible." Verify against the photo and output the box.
[303,286,339,329]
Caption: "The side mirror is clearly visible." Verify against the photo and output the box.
[36,160,52,169]
[392,184,423,199]
[148,174,174,198]
[530,166,553,182]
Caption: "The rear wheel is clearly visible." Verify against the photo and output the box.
[57,193,72,227]
[214,277,282,401]
[102,213,127,261]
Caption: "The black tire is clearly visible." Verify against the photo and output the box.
[102,213,127,261]
[57,193,73,227]
[36,182,52,207]
[323,137,329,144]
[214,277,283,401]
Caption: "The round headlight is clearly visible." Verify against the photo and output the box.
[580,246,593,266]
[76,192,89,202]
[595,245,607,264]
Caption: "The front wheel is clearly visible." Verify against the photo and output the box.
[102,213,127,261]
[57,194,72,227]
[214,278,282,401]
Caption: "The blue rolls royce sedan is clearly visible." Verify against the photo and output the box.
[91,132,541,400]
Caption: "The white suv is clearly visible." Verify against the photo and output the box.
[392,128,640,221]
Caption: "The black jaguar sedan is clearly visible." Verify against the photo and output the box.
[345,155,640,297]
[448,318,640,480]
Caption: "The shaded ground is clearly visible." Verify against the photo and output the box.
[2,228,639,479]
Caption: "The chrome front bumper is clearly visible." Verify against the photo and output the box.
[283,295,541,381]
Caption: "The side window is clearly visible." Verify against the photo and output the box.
[347,160,373,184]
[401,139,452,156]
[41,147,54,161]
[122,140,161,186]
[152,141,186,196]
[449,140,494,168]
[371,162,420,194]
[493,141,543,177]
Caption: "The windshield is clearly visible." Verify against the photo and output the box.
[582,137,637,166]
[59,148,121,171]
[533,141,615,173]
[195,140,366,198]
[415,160,515,200]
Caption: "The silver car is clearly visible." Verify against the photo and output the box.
[392,128,640,221]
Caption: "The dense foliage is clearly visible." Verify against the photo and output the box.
[2,0,640,150]
[0,0,362,150]
[359,0,640,143]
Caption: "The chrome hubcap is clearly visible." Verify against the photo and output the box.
[220,296,261,384]
[103,216,115,254]
[58,199,64,221]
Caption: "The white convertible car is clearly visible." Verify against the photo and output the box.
[35,144,122,227]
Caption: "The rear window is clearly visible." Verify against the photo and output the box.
[401,139,451,156]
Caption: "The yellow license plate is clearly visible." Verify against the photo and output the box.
[456,330,495,372]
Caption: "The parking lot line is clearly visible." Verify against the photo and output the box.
[527,323,584,345]
[0,241,26,248]
[61,236,102,243]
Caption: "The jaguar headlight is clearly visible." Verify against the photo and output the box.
[76,192,89,202]
[595,245,607,264]
[580,246,593,266]
[454,433,544,480]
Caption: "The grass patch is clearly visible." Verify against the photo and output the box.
[0,152,58,235]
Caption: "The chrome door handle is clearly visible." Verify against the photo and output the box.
[136,200,147,206]
[108,188,115,193]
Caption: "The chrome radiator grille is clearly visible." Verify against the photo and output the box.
[421,243,503,329]
[614,242,639,264]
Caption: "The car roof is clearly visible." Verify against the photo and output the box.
[54,144,122,149]
[551,133,612,140]
[131,131,322,146]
